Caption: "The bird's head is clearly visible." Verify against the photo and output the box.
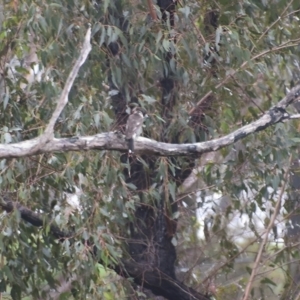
[131,107,148,118]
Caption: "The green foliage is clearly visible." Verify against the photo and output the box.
[0,0,300,298]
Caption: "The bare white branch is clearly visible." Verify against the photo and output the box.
[41,27,92,142]
[0,96,298,159]
[289,113,300,119]
[0,71,299,158]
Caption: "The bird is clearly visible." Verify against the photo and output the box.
[125,107,147,154]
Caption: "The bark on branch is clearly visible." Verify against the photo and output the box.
[0,85,299,158]
[36,27,92,147]
[0,198,69,239]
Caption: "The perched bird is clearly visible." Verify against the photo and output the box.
[125,107,147,154]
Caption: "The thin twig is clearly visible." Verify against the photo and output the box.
[229,74,264,113]
[200,238,259,286]
[189,15,206,45]
[242,154,293,300]
[189,38,300,114]
[250,0,294,52]
[285,8,300,18]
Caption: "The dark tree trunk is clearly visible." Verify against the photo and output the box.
[103,1,211,299]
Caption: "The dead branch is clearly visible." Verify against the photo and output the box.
[38,27,92,145]
[242,155,293,300]
[0,84,299,158]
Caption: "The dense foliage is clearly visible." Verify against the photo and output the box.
[0,0,300,299]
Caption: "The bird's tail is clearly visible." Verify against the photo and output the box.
[126,138,134,154]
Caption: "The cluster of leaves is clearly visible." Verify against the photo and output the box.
[0,0,300,299]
